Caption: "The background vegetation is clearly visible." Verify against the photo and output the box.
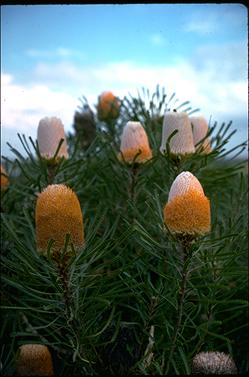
[1,86,248,375]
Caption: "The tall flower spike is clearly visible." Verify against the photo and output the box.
[192,351,237,375]
[16,344,54,376]
[190,115,212,153]
[164,171,210,236]
[37,117,68,160]
[35,184,84,255]
[1,165,9,190]
[160,111,195,156]
[97,91,120,121]
[119,121,152,164]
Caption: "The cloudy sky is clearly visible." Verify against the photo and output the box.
[1,4,248,157]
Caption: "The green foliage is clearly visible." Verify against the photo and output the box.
[1,86,248,375]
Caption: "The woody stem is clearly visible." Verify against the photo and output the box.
[165,238,193,374]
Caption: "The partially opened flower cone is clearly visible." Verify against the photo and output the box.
[97,91,120,121]
[119,121,152,164]
[190,115,212,153]
[164,171,210,236]
[37,117,68,160]
[35,184,84,256]
[16,344,54,376]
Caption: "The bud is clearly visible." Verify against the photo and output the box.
[164,171,210,235]
[192,351,237,375]
[1,165,9,190]
[16,344,54,376]
[73,108,96,149]
[160,111,195,156]
[190,116,212,153]
[97,91,120,121]
[37,117,68,160]
[119,121,152,164]
[35,184,84,255]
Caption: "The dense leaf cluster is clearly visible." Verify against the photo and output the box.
[1,86,248,375]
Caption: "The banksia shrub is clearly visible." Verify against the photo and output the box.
[164,171,210,236]
[192,351,237,375]
[37,117,68,160]
[97,91,120,121]
[119,121,152,164]
[160,111,195,156]
[16,344,54,376]
[35,184,84,256]
[190,115,212,153]
[1,164,9,190]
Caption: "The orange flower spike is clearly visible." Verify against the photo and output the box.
[190,115,212,154]
[1,165,9,190]
[164,171,211,236]
[119,121,152,164]
[97,91,120,121]
[35,184,84,255]
[37,117,68,160]
[16,344,54,376]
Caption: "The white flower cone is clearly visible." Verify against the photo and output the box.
[120,121,152,164]
[160,111,195,156]
[168,171,204,202]
[190,115,212,153]
[37,117,68,159]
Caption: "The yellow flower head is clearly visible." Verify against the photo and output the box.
[16,344,54,376]
[119,121,152,164]
[37,117,68,160]
[97,91,120,121]
[1,165,9,190]
[190,115,212,154]
[164,171,210,236]
[160,111,195,156]
[35,184,84,255]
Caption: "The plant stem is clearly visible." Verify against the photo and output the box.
[165,238,193,374]
[130,164,139,202]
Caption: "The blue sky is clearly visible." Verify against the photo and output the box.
[1,4,248,157]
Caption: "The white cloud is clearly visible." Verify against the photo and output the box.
[26,47,86,60]
[184,19,217,35]
[1,52,247,156]
[149,33,166,46]
[1,73,78,134]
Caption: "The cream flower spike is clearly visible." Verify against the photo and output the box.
[190,115,212,153]
[192,351,237,375]
[120,121,152,164]
[160,111,195,156]
[37,116,68,160]
[164,171,210,236]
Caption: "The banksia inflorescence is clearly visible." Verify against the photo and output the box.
[160,111,195,156]
[192,351,237,375]
[119,121,152,164]
[37,117,68,160]
[164,171,211,236]
[97,91,120,121]
[190,115,212,153]
[16,344,54,376]
[35,184,84,256]
[1,165,9,190]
